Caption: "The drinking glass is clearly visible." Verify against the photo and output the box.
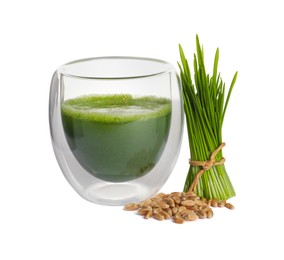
[49,57,183,205]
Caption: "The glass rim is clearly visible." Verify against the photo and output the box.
[57,56,174,80]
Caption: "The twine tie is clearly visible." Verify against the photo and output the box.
[188,142,226,193]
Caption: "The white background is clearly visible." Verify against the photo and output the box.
[1,0,283,259]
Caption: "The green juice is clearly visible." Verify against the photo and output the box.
[61,94,171,182]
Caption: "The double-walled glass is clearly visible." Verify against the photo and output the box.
[49,57,183,205]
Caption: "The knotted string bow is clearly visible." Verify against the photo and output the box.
[188,143,226,193]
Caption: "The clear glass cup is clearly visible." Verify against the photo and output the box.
[49,57,183,205]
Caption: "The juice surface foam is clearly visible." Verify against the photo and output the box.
[62,94,171,123]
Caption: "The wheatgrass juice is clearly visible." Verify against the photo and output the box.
[61,94,171,182]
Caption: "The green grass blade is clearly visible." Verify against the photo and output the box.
[222,71,238,123]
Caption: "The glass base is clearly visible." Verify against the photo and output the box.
[83,182,149,206]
